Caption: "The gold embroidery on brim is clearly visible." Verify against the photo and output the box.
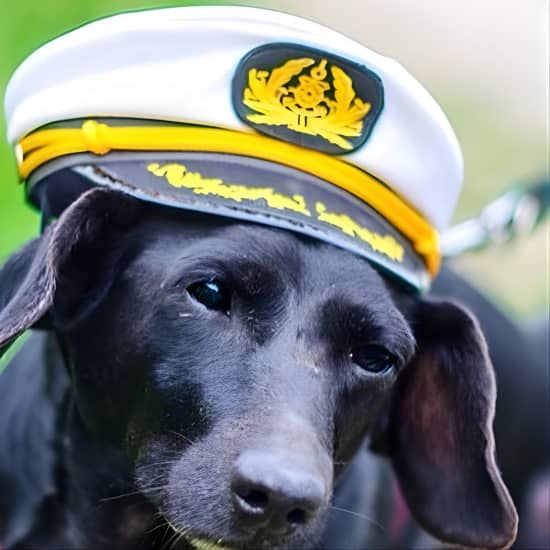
[316,202,404,262]
[243,58,371,150]
[147,163,310,216]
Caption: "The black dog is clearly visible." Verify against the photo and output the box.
[0,189,518,549]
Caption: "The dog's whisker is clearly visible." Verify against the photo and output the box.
[142,484,174,495]
[157,512,192,550]
[146,519,171,536]
[168,529,182,550]
[162,536,177,550]
[330,505,385,532]
[100,483,172,502]
[162,526,180,550]
[140,459,178,467]
[171,525,192,550]
[152,509,167,520]
[140,471,171,484]
[99,490,143,502]
[169,430,196,446]
[176,530,190,550]
[138,464,172,481]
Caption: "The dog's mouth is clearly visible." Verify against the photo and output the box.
[163,519,235,550]
[187,536,236,550]
[166,521,301,550]
[176,531,296,550]
[185,534,300,550]
[172,531,284,550]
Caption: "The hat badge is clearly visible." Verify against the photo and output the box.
[242,58,371,151]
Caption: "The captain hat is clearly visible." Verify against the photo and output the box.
[4,5,463,291]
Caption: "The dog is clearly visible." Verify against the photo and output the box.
[0,188,518,549]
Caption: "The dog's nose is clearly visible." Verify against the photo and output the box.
[231,448,326,536]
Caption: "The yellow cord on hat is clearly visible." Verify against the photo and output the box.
[17,120,440,275]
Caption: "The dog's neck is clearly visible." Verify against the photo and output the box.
[3,333,156,549]
[62,413,158,548]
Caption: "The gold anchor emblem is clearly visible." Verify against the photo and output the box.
[242,58,371,150]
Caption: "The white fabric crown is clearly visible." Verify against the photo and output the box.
[4,6,464,290]
[5,5,462,230]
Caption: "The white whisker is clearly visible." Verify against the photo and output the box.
[330,505,385,532]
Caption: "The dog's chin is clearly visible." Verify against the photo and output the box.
[166,522,320,550]
[186,536,237,550]
[183,534,312,550]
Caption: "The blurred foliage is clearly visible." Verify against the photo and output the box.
[438,92,549,318]
[0,0,547,321]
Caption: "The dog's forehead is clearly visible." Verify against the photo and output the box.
[137,213,391,296]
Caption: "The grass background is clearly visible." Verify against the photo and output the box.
[0,0,261,263]
[0,0,548,320]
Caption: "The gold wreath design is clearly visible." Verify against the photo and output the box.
[242,58,372,150]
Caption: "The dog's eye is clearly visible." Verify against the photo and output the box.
[187,279,230,314]
[350,345,397,374]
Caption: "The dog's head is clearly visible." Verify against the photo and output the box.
[0,189,517,549]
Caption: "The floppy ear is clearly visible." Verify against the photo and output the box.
[0,188,142,359]
[0,189,143,545]
[379,299,518,549]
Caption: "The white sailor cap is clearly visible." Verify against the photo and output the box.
[4,6,463,291]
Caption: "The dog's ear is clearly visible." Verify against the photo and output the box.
[0,188,142,359]
[376,299,518,549]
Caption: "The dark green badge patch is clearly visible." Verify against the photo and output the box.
[232,43,384,154]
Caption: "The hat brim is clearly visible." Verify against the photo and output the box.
[27,151,430,291]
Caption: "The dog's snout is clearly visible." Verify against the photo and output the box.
[231,448,326,535]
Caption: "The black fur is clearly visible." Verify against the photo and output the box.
[0,189,518,549]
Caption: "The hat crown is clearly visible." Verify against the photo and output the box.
[4,5,463,231]
[4,6,463,291]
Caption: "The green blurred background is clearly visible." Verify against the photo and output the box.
[0,0,548,319]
